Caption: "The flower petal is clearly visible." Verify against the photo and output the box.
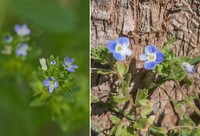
[107,40,117,53]
[122,48,132,56]
[43,79,50,86]
[68,67,75,72]
[139,54,149,61]
[54,81,59,88]
[144,61,157,70]
[145,45,157,54]
[155,51,165,63]
[113,51,126,61]
[117,37,130,47]
[182,62,195,75]
[71,65,78,69]
[49,85,55,93]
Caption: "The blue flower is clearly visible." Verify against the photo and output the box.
[107,37,132,61]
[5,35,13,43]
[182,62,195,75]
[14,24,30,36]
[43,77,59,93]
[63,57,78,72]
[15,43,28,56]
[139,45,165,70]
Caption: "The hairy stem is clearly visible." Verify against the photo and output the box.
[175,80,200,117]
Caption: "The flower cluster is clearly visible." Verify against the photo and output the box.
[1,24,31,57]
[107,37,196,75]
[38,56,78,94]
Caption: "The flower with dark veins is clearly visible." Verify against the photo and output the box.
[139,45,165,70]
[107,37,132,61]
[63,56,78,72]
[43,77,59,93]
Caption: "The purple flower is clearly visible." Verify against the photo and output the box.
[107,37,132,61]
[182,62,195,75]
[139,45,165,70]
[14,24,31,36]
[5,35,13,43]
[15,43,28,56]
[43,77,59,93]
[63,57,78,72]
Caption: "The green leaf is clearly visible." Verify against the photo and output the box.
[110,115,121,124]
[163,37,176,47]
[135,89,148,102]
[116,63,128,78]
[112,95,129,103]
[150,126,167,136]
[91,46,116,65]
[138,99,151,106]
[97,69,115,75]
[141,106,152,117]
[138,118,148,128]
[115,123,123,136]
[178,114,196,126]
[133,122,143,129]
[190,55,200,65]
[59,89,74,102]
[121,126,134,136]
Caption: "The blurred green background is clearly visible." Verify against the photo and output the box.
[0,0,89,136]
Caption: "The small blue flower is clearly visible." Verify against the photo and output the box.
[5,35,13,43]
[139,45,165,70]
[50,60,57,65]
[63,57,78,72]
[182,62,195,75]
[107,37,132,61]
[14,24,31,36]
[43,77,59,93]
[15,43,28,56]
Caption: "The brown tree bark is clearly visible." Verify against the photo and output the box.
[91,0,200,135]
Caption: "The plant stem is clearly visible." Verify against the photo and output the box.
[190,55,200,65]
[175,80,200,117]
[167,125,198,131]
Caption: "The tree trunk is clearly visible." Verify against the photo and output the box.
[91,0,200,135]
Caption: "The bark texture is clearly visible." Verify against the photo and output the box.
[91,0,200,135]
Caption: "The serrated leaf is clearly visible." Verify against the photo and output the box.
[141,106,152,117]
[135,89,148,102]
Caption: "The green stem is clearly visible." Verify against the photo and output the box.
[175,80,200,117]
[149,77,171,95]
[190,55,200,65]
[167,125,198,131]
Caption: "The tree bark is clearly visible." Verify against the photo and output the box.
[91,0,200,135]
